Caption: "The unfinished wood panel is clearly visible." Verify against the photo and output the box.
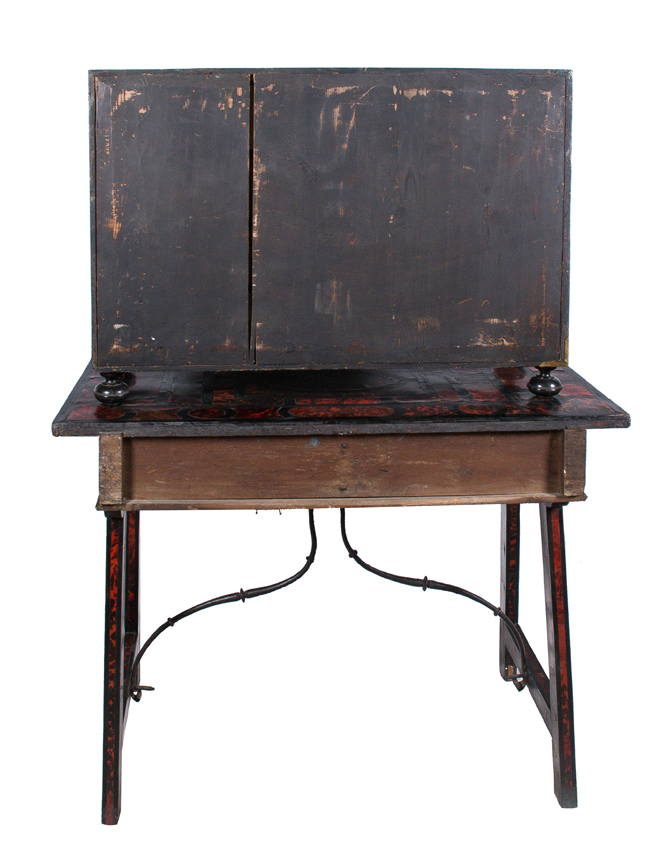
[118,494,585,511]
[93,71,251,370]
[563,429,586,497]
[99,435,124,505]
[252,70,569,367]
[125,432,564,504]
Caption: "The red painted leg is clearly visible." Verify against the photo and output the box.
[499,504,522,687]
[124,511,139,635]
[540,503,578,808]
[123,512,140,711]
[102,512,126,824]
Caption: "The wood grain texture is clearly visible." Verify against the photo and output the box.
[563,429,586,497]
[252,70,569,366]
[106,494,580,510]
[89,68,572,373]
[93,71,250,370]
[120,431,566,506]
[99,435,124,504]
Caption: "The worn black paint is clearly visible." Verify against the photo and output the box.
[90,69,571,374]
[93,71,251,371]
[253,70,570,366]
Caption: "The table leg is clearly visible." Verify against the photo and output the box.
[124,511,140,712]
[499,504,521,686]
[540,503,577,808]
[102,510,140,825]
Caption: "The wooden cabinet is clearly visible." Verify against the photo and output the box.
[56,70,631,821]
[91,68,571,374]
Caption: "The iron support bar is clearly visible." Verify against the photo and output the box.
[339,508,528,687]
[127,509,317,702]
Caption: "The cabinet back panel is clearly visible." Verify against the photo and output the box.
[93,71,251,370]
[252,70,569,367]
[91,69,571,372]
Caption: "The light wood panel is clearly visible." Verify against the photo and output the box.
[98,430,587,510]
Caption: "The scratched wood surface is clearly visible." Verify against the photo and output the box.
[53,363,629,437]
[113,431,568,508]
[93,71,250,371]
[90,68,571,374]
[252,70,570,366]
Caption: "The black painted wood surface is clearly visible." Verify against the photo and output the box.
[498,503,577,806]
[90,68,571,373]
[540,503,578,807]
[102,510,140,825]
[92,71,251,371]
[500,504,521,682]
[53,363,629,437]
[252,69,570,367]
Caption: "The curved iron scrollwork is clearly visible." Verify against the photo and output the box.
[128,507,526,703]
[127,509,317,702]
[339,508,528,688]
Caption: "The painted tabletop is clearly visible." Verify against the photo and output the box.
[53,364,629,437]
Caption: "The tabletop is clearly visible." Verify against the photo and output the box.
[53,363,629,438]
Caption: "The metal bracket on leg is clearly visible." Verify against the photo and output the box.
[499,502,577,808]
[500,504,523,689]
[339,508,528,688]
[103,509,317,824]
[102,504,577,820]
[127,509,317,702]
[342,505,578,809]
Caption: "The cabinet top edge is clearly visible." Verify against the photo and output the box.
[89,67,573,78]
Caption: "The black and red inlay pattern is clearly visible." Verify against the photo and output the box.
[54,364,630,435]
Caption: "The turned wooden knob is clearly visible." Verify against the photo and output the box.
[94,372,131,405]
[527,367,563,397]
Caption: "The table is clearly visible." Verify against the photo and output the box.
[53,362,629,823]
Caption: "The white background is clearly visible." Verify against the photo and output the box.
[2,2,670,847]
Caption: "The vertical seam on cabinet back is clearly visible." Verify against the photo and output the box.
[248,73,255,364]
